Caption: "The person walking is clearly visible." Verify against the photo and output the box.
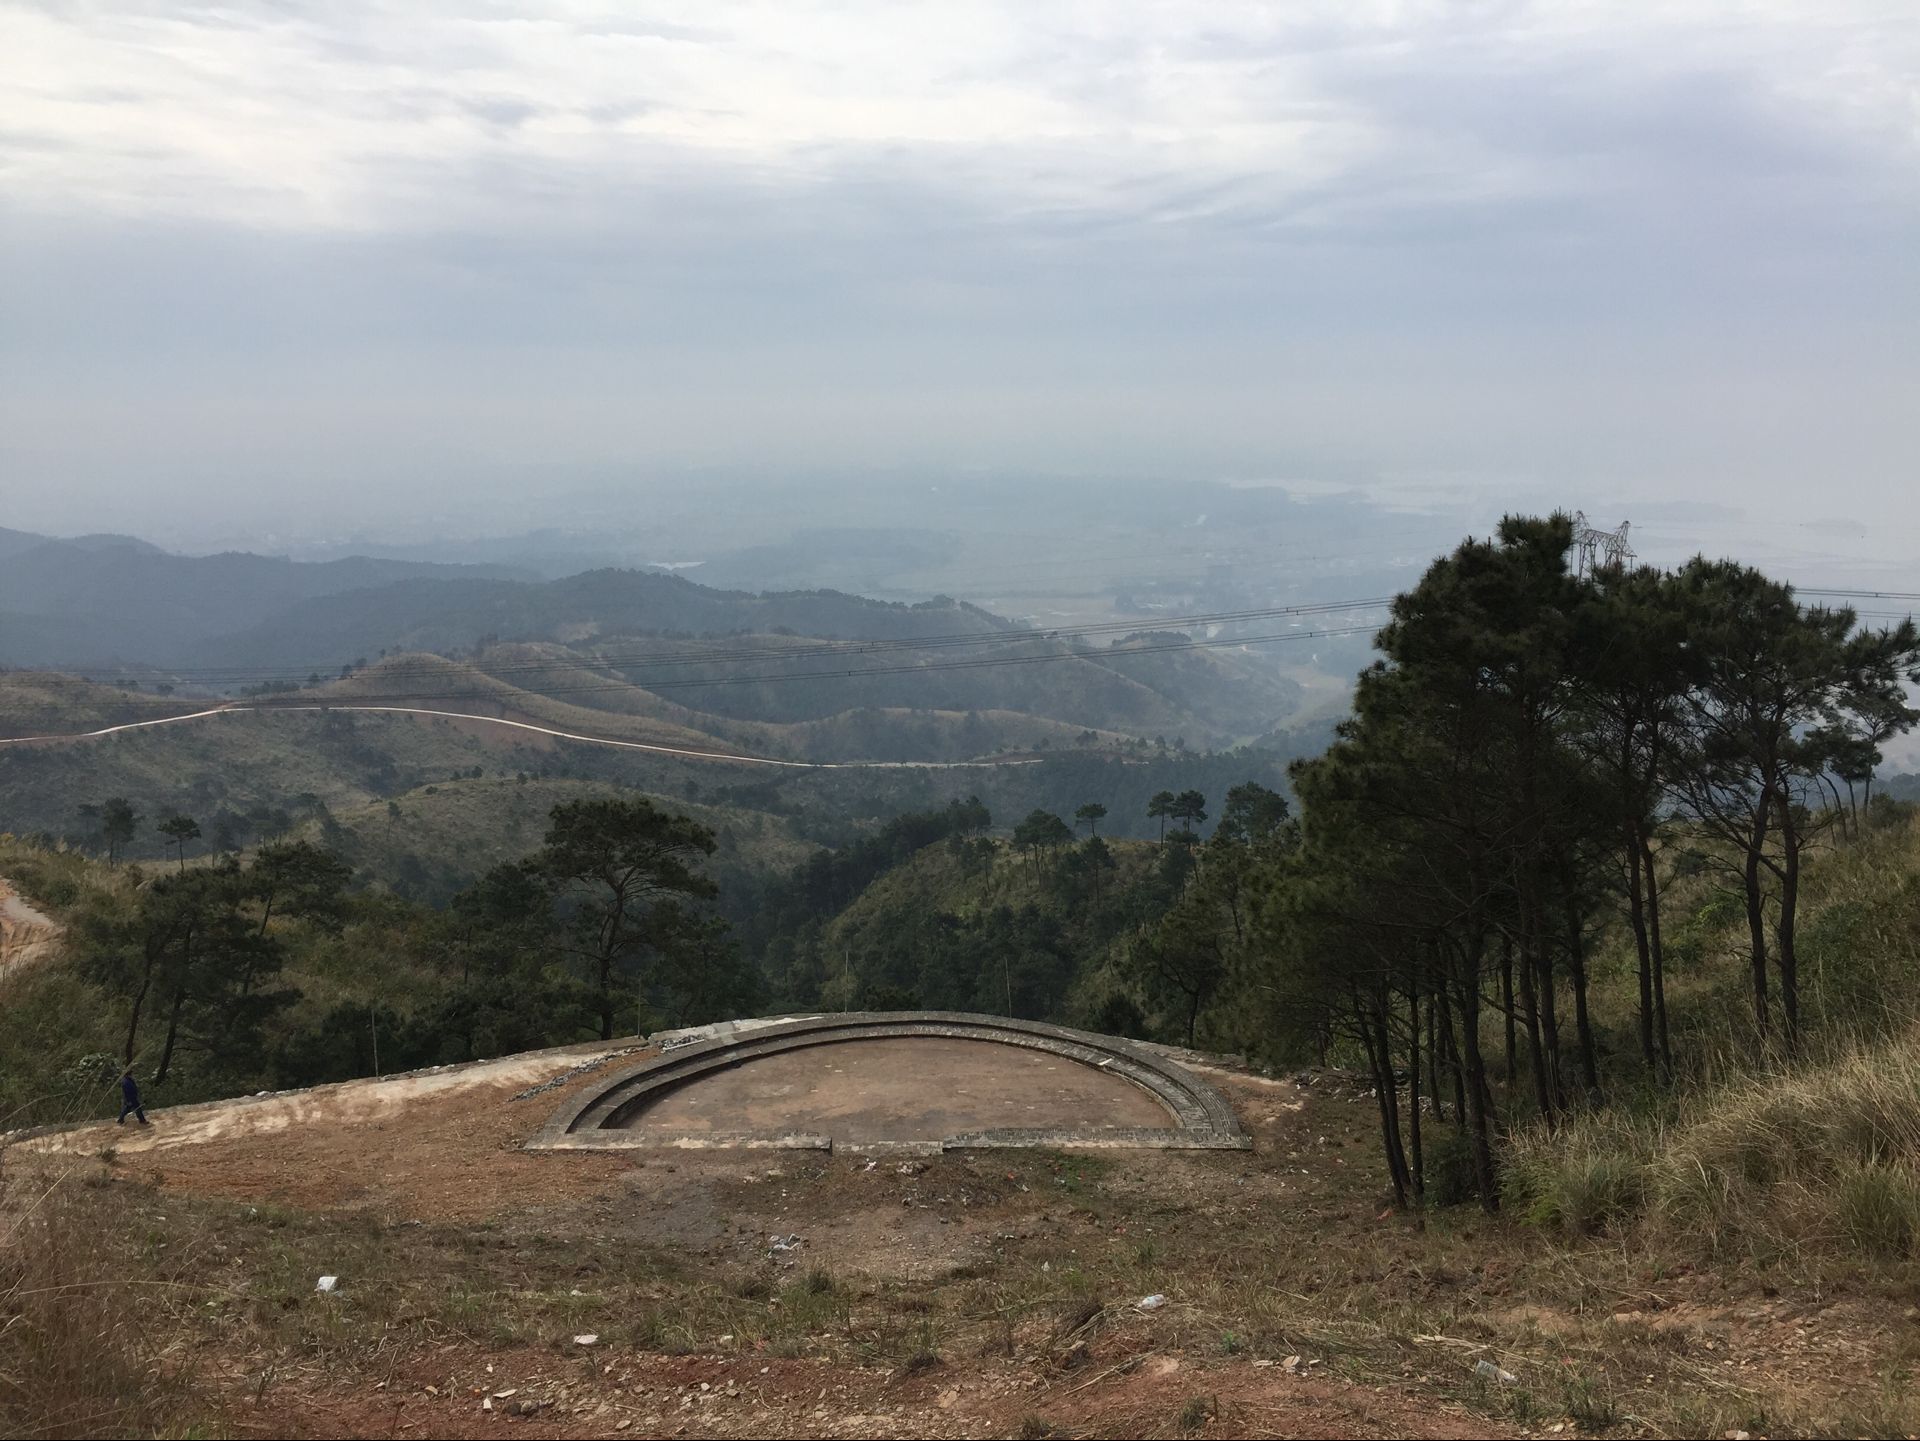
[117,1069,148,1126]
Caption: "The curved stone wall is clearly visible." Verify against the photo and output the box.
[530,1011,1249,1152]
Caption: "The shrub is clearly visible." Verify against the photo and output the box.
[1505,1113,1655,1237]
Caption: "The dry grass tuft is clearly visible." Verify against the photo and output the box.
[0,1160,189,1439]
[1508,1026,1920,1260]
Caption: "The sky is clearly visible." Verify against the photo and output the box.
[2,1,1917,543]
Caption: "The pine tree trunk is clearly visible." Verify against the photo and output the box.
[1564,889,1600,1100]
[122,968,152,1067]
[1744,794,1772,1038]
[1516,928,1554,1123]
[1426,985,1444,1123]
[154,987,187,1085]
[1407,989,1425,1204]
[1642,841,1673,1082]
[1626,840,1656,1073]
[1439,985,1467,1127]
[1501,934,1517,1091]
[1361,1008,1410,1208]
[1454,945,1498,1211]
[1777,792,1802,1055]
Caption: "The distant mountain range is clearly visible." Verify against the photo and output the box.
[0,526,1013,672]
[0,526,537,668]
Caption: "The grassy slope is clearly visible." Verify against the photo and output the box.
[1508,808,1920,1263]
[0,671,204,738]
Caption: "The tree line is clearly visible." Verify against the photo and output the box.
[72,796,747,1100]
[1260,515,1920,1210]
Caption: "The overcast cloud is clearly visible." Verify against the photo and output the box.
[2,1,1916,539]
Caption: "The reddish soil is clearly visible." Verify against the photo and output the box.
[230,1343,1503,1440]
[15,1039,1914,1437]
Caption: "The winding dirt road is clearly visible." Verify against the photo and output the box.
[0,702,1045,770]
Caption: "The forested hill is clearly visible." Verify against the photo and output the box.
[0,526,1018,672]
[0,529,535,667]
[181,570,1015,670]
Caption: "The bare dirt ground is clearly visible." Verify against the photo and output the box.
[627,1037,1173,1142]
[0,875,59,981]
[10,1041,1917,1438]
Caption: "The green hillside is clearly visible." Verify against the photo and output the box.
[304,775,816,906]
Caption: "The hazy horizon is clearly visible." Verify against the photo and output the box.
[5,1,1918,543]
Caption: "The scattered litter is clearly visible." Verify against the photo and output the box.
[574,1334,599,1346]
[769,1233,804,1256]
[1282,1355,1304,1374]
[314,1276,338,1294]
[481,1397,492,1412]
[1136,1294,1167,1312]
[1474,1359,1519,1385]
[493,1389,518,1399]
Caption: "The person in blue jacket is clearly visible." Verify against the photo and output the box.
[117,1069,148,1126]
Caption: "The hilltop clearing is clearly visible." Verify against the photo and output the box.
[6,1030,1905,1438]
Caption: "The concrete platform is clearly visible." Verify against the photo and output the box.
[531,1012,1250,1153]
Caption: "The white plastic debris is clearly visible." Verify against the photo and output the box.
[573,1334,600,1346]
[768,1233,804,1255]
[1474,1359,1518,1384]
[315,1276,338,1294]
[1136,1294,1167,1312]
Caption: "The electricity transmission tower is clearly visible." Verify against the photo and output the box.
[1571,511,1635,577]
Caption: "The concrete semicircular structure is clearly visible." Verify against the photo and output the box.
[530,1012,1250,1153]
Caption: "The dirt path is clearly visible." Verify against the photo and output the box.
[12,1038,650,1220]
[0,875,60,981]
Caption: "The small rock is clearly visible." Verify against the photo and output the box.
[517,1399,541,1417]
